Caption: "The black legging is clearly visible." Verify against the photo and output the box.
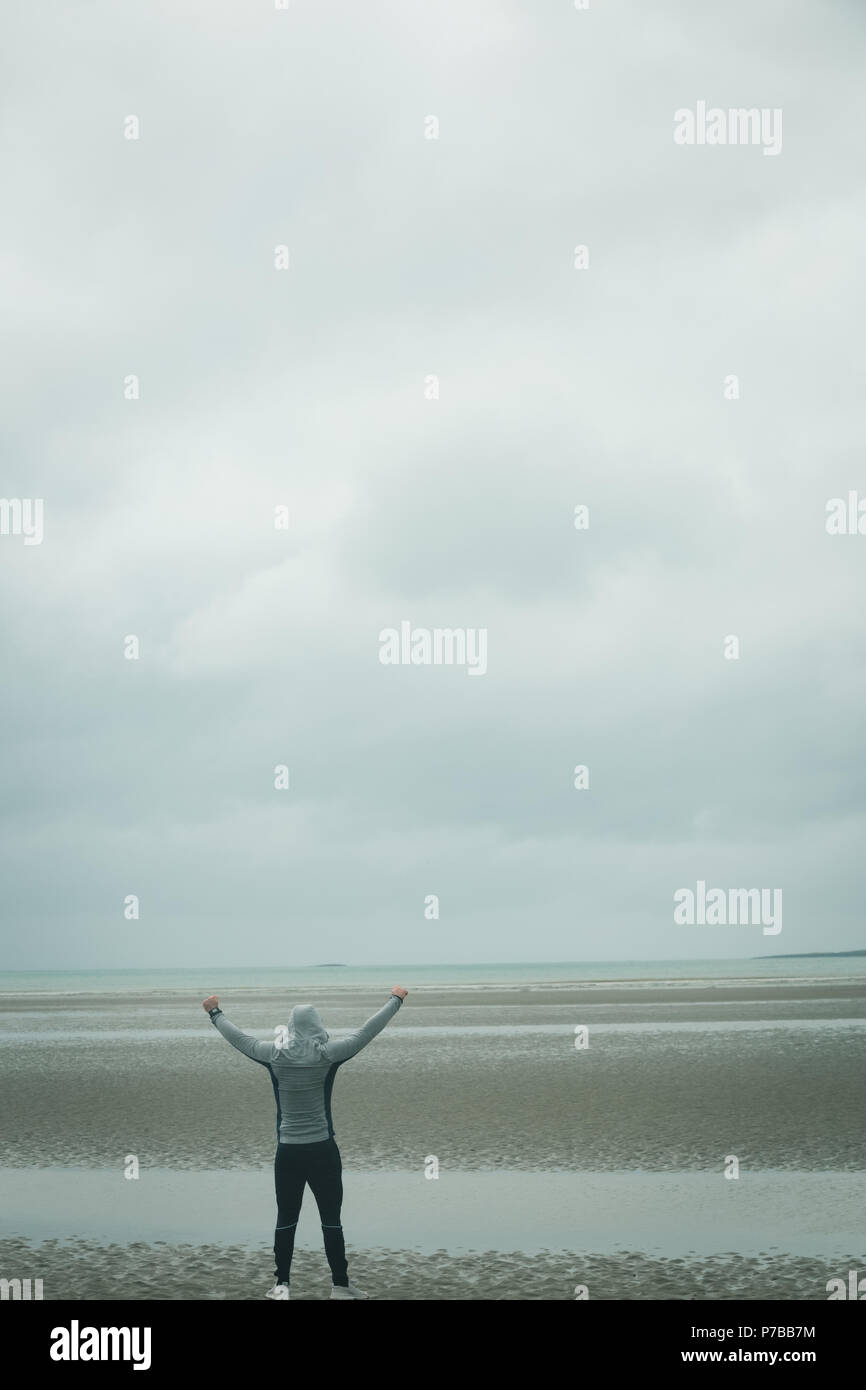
[273,1137,349,1286]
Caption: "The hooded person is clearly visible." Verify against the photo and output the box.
[202,984,407,1299]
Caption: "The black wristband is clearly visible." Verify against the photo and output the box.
[208,1007,223,1020]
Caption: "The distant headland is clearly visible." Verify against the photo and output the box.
[756,949,866,959]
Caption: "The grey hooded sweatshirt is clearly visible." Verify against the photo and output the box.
[209,994,403,1144]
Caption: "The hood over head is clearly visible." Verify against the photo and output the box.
[283,1003,329,1062]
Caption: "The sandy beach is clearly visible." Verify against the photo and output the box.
[1,974,864,1299]
[1,1235,860,1301]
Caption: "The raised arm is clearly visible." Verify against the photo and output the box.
[202,995,274,1065]
[321,988,407,1064]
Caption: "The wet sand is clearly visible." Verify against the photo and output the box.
[1,983,864,1172]
[1,979,864,1299]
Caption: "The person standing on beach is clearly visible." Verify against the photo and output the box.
[201,988,407,1301]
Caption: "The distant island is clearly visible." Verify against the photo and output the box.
[756,949,866,959]
[316,963,347,967]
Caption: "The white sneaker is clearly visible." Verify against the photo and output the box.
[266,1282,291,1300]
[330,1283,370,1300]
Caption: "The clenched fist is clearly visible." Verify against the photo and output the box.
[202,995,219,1013]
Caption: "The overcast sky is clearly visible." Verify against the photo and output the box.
[2,0,865,969]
